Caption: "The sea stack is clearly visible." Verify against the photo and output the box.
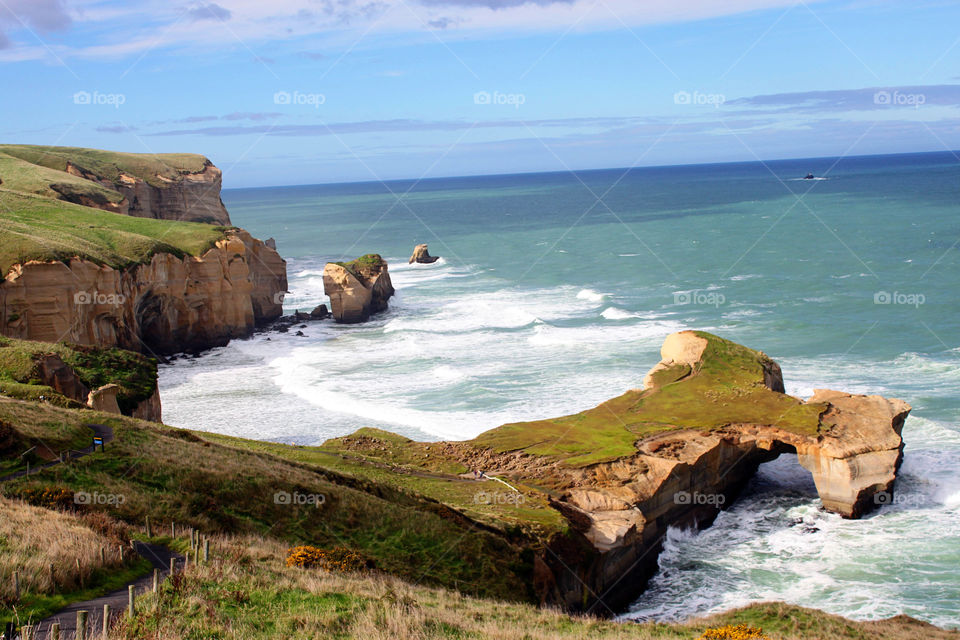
[408,244,440,264]
[323,254,395,323]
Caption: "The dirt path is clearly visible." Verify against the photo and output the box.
[31,542,184,637]
[0,424,114,483]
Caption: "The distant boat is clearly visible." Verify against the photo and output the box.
[803,173,815,180]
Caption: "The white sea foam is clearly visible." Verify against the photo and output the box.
[601,306,638,320]
[576,288,607,303]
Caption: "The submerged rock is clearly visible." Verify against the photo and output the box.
[323,254,394,323]
[408,244,439,264]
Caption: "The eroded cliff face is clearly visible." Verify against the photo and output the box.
[323,255,394,323]
[457,330,911,614]
[0,229,286,356]
[63,159,231,225]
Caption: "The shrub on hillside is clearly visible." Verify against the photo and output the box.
[285,545,373,573]
[17,485,75,510]
[700,624,769,639]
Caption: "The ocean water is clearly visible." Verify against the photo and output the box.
[159,152,960,627]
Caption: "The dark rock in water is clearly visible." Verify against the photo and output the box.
[277,326,289,333]
[295,330,305,337]
[409,243,439,264]
[310,304,330,319]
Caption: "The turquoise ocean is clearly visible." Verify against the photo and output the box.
[159,152,960,627]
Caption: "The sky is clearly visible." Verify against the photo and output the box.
[1,0,958,187]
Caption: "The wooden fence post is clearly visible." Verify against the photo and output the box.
[203,538,210,563]
[171,522,175,538]
[99,547,105,566]
[128,585,135,618]
[102,604,110,638]
[119,545,124,563]
[153,568,159,593]
[169,557,176,576]
[77,610,89,640]
[145,516,151,538]
[51,622,61,640]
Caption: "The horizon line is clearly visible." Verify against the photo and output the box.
[222,147,959,192]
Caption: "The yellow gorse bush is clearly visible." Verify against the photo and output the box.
[700,624,769,640]
[285,545,371,573]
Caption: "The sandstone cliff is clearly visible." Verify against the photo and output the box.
[0,229,286,355]
[323,255,394,323]
[0,144,231,225]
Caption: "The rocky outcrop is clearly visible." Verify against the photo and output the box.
[33,352,163,421]
[37,354,90,402]
[129,387,162,423]
[461,330,910,614]
[409,244,439,264]
[323,255,394,323]
[87,384,121,414]
[0,229,286,355]
[62,158,230,225]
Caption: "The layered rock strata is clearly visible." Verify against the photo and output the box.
[0,229,286,355]
[323,255,394,323]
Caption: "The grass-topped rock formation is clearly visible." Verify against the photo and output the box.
[0,144,287,355]
[312,331,910,614]
[323,254,395,323]
[0,144,231,224]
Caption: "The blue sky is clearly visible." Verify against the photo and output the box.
[1,0,958,187]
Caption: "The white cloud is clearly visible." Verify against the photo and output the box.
[0,0,825,61]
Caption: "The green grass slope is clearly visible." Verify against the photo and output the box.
[472,331,826,467]
[0,189,226,275]
[0,336,158,413]
[0,398,535,604]
[0,144,209,188]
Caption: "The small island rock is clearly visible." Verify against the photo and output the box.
[408,244,440,264]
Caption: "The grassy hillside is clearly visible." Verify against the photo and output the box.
[0,144,209,188]
[0,337,158,413]
[0,398,536,604]
[0,151,123,206]
[0,189,226,275]
[101,534,958,640]
[0,496,151,623]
